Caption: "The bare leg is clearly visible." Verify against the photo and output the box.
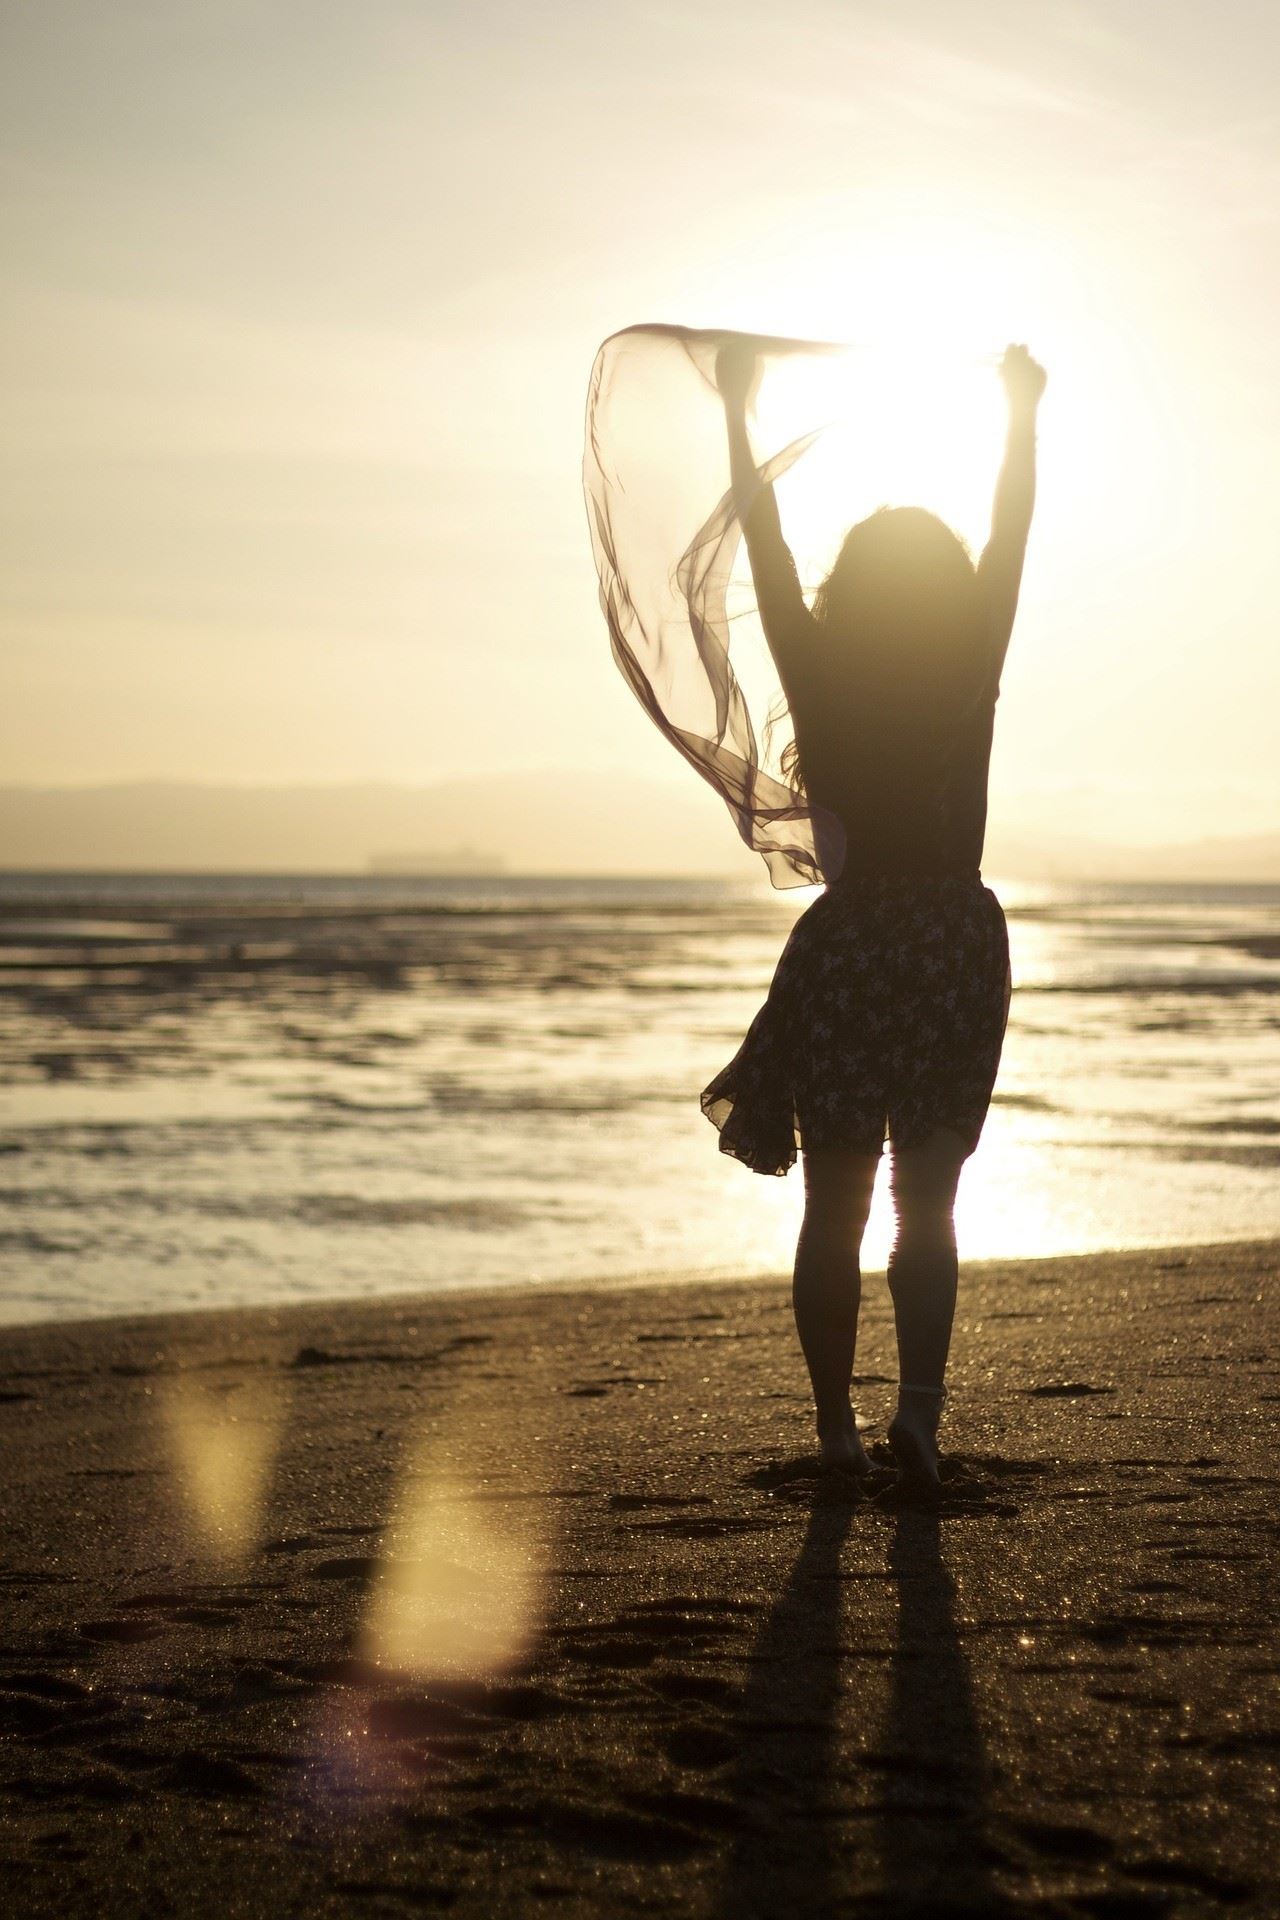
[794,1145,880,1471]
[886,1127,968,1495]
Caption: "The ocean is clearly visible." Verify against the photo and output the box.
[1,872,1277,1327]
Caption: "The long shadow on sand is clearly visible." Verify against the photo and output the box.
[870,1507,1001,1916]
[716,1491,999,1918]
[714,1496,858,1917]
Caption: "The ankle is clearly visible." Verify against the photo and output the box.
[892,1382,947,1433]
[816,1402,856,1440]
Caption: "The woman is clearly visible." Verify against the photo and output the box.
[701,339,1047,1498]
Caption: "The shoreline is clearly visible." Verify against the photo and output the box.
[1,1238,1276,1915]
[3,1231,1278,1344]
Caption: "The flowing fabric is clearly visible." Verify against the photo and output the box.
[582,323,850,889]
[584,324,1026,1175]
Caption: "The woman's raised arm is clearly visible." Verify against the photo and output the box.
[715,342,815,674]
[977,343,1047,674]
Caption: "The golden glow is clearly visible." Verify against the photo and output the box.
[358,1454,545,1683]
[160,1375,287,1564]
[743,212,1130,580]
[5,6,1275,848]
[753,349,1004,579]
[298,1416,553,1811]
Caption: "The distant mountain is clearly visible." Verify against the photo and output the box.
[983,823,1280,883]
[1,778,1278,881]
[1142,831,1280,881]
[0,774,746,876]
[368,848,507,875]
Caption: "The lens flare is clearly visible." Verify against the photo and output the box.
[359,1462,543,1682]
[160,1376,287,1564]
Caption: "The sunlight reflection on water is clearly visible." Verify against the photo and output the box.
[0,872,1277,1323]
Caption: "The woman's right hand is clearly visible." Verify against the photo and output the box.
[999,343,1047,411]
[715,339,762,410]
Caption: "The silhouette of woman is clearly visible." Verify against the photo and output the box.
[701,340,1046,1498]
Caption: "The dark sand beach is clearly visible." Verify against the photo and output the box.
[1,1240,1277,1917]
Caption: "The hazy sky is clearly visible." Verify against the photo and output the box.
[3,0,1278,845]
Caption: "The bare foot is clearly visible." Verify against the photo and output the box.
[887,1414,941,1501]
[818,1406,875,1478]
[887,1385,947,1501]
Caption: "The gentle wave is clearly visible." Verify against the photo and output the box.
[1,872,1277,1324]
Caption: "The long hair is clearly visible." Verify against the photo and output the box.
[778,506,986,798]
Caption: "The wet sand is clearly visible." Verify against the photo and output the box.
[0,1240,1277,1917]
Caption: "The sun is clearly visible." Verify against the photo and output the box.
[727,206,1094,582]
[744,344,1006,600]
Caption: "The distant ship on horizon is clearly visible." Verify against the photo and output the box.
[367,846,508,875]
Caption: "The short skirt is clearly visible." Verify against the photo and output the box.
[700,874,1011,1176]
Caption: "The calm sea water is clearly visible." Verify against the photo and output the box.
[1,871,1277,1327]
